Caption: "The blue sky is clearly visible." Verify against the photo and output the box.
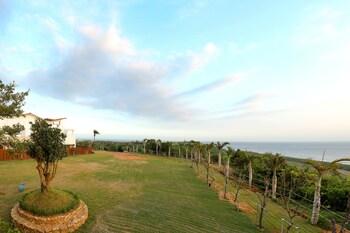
[1,0,350,141]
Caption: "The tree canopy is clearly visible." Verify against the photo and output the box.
[0,80,29,148]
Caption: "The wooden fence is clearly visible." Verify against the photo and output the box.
[0,146,93,161]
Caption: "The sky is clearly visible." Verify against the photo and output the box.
[1,0,350,142]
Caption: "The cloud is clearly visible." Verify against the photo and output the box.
[293,7,345,46]
[176,72,243,96]
[234,94,269,107]
[205,94,271,117]
[25,22,215,121]
[167,42,218,76]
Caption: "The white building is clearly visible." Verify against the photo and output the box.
[0,113,76,146]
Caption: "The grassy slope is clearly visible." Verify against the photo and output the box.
[196,165,324,233]
[0,152,260,233]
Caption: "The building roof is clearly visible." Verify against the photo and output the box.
[24,113,67,122]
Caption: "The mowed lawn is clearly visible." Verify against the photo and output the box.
[0,151,261,233]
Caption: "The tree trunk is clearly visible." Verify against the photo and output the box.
[218,151,222,167]
[206,166,209,185]
[340,194,350,233]
[186,147,188,159]
[311,176,322,225]
[272,169,277,199]
[224,159,230,199]
[249,161,253,189]
[36,162,52,193]
[156,144,158,155]
[143,144,146,154]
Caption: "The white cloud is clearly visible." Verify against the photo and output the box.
[293,7,345,46]
[25,22,218,121]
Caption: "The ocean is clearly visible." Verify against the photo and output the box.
[232,142,350,163]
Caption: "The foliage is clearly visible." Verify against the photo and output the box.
[76,140,91,147]
[0,80,29,148]
[19,189,80,216]
[27,118,67,192]
[0,218,20,233]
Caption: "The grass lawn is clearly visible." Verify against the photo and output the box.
[0,151,261,233]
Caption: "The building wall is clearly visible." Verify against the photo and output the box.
[0,114,76,146]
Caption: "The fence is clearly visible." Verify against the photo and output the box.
[0,146,93,161]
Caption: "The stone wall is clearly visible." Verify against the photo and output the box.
[11,200,88,233]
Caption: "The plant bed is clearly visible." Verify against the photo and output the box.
[19,189,80,216]
[12,189,87,232]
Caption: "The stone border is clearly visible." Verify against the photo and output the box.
[11,200,88,233]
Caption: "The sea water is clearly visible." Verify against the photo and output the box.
[232,142,350,163]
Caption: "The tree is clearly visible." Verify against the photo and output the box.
[143,138,148,154]
[166,141,172,158]
[240,151,256,190]
[223,146,234,199]
[156,139,161,155]
[27,118,67,193]
[256,178,270,230]
[0,80,29,148]
[268,153,286,199]
[215,141,230,168]
[280,168,308,232]
[92,129,99,148]
[306,154,350,225]
[203,143,214,186]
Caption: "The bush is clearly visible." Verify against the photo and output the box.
[0,218,20,233]
[19,189,80,216]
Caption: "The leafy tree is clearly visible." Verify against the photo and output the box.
[0,80,29,148]
[215,141,230,168]
[27,118,67,193]
[306,155,350,225]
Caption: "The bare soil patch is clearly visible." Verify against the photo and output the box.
[218,191,256,214]
[97,151,147,161]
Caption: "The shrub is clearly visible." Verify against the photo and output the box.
[19,189,80,216]
[0,218,20,233]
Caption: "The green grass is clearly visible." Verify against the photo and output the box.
[19,189,79,216]
[0,152,261,232]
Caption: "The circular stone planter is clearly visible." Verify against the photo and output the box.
[11,200,88,233]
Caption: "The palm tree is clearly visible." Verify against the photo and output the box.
[143,138,148,154]
[93,129,99,148]
[204,142,214,185]
[243,151,256,190]
[215,141,230,168]
[184,141,189,159]
[167,141,173,158]
[224,146,234,199]
[306,153,350,225]
[268,153,286,199]
[156,139,161,155]
[135,140,140,153]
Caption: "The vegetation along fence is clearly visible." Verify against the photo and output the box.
[0,146,93,161]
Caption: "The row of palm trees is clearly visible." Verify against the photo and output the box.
[134,139,349,227]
